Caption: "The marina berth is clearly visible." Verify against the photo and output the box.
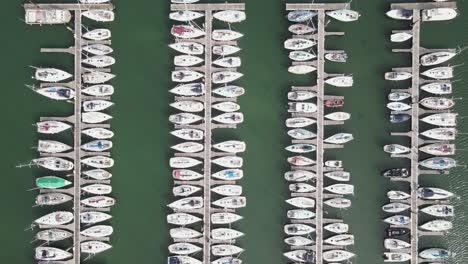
[167,213,202,226]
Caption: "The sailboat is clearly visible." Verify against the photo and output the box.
[387,190,410,200]
[385,71,412,81]
[284,250,315,263]
[324,234,355,246]
[83,169,112,180]
[325,76,353,87]
[169,10,204,22]
[172,169,203,181]
[171,142,204,153]
[285,144,316,153]
[81,241,112,254]
[212,196,246,209]
[382,203,410,213]
[287,10,317,22]
[82,44,113,56]
[82,10,114,22]
[169,157,202,168]
[421,127,456,140]
[287,156,315,166]
[287,128,316,140]
[288,90,316,100]
[34,86,74,100]
[386,9,413,20]
[34,68,72,82]
[168,256,202,264]
[419,248,452,259]
[324,223,349,234]
[168,197,203,210]
[173,185,202,197]
[82,55,115,68]
[82,112,112,123]
[211,185,242,196]
[325,112,351,121]
[212,169,243,181]
[174,55,204,67]
[324,198,351,208]
[421,51,457,66]
[172,70,204,82]
[212,112,244,124]
[38,140,72,153]
[212,101,240,112]
[35,247,72,261]
[33,157,74,171]
[211,245,244,256]
[421,113,457,127]
[420,97,454,110]
[324,171,350,182]
[288,65,316,74]
[420,157,457,170]
[324,133,353,144]
[171,25,205,39]
[422,8,457,21]
[211,156,243,168]
[285,170,315,182]
[287,209,315,219]
[36,193,72,206]
[36,176,71,189]
[169,113,203,125]
[211,228,244,240]
[168,243,201,255]
[326,9,360,22]
[288,102,317,113]
[170,101,204,112]
[286,117,316,128]
[421,82,452,95]
[420,220,452,232]
[288,23,315,35]
[212,71,243,84]
[325,184,354,195]
[286,197,315,208]
[421,204,454,217]
[388,92,410,101]
[383,144,410,154]
[213,10,246,23]
[82,84,114,96]
[80,211,112,224]
[212,140,246,153]
[82,71,115,84]
[82,127,114,139]
[289,183,315,193]
[323,250,355,262]
[325,52,348,62]
[383,252,411,262]
[383,215,410,225]
[421,67,453,79]
[81,225,114,238]
[284,224,315,236]
[82,100,113,112]
[284,236,314,246]
[390,32,412,42]
[418,187,454,200]
[82,184,112,195]
[387,102,411,111]
[213,45,241,56]
[384,238,410,250]
[212,57,241,68]
[170,83,205,96]
[211,212,243,224]
[212,85,245,97]
[36,229,72,242]
[169,42,204,55]
[171,129,204,141]
[212,30,243,41]
[81,156,114,168]
[284,38,316,50]
[81,196,115,208]
[167,213,201,225]
[35,211,73,225]
[83,29,111,41]
[170,227,202,239]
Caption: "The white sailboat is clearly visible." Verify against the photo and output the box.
[325,112,351,121]
[82,184,112,195]
[83,29,111,40]
[421,82,452,95]
[81,225,113,238]
[384,238,410,250]
[288,65,316,74]
[34,86,74,100]
[288,102,317,113]
[82,127,114,139]
[386,9,413,20]
[420,97,454,110]
[211,228,244,240]
[172,70,204,82]
[169,113,203,125]
[38,140,72,153]
[168,256,202,264]
[324,234,355,246]
[169,42,204,55]
[211,185,242,196]
[83,100,113,112]
[284,38,316,50]
[174,55,204,67]
[385,71,412,81]
[324,223,349,234]
[212,156,243,168]
[325,171,350,182]
[36,193,72,205]
[383,144,410,154]
[82,44,113,56]
[35,211,73,225]
[387,102,411,111]
[289,51,316,61]
[325,76,353,87]
[422,67,453,79]
[211,245,244,256]
[284,224,315,236]
[212,71,243,84]
[421,205,454,217]
[213,45,241,56]
[213,140,246,153]
[80,211,112,224]
[287,128,316,140]
[284,250,315,263]
[384,252,411,262]
[170,101,204,112]
[169,10,204,22]
[388,92,410,101]
[323,250,355,262]
[170,83,205,96]
[170,227,202,239]
[83,169,112,180]
[382,202,410,213]
[35,247,72,261]
[421,51,457,66]
[171,129,204,141]
[171,142,204,153]
[325,198,351,208]
[82,55,115,68]
[285,143,316,153]
[169,157,202,168]
[81,156,114,168]
[421,127,456,140]
[212,257,240,264]
[212,85,244,97]
[213,10,246,23]
[287,155,315,166]
[288,90,316,101]
[286,197,315,208]
[387,190,410,200]
[325,184,354,195]
[212,101,240,112]
[212,196,246,209]
[171,25,205,39]
[82,71,115,84]
[420,220,452,232]
[82,112,112,123]
[326,9,360,22]
[286,117,316,128]
[285,170,315,182]
[324,133,353,144]
[211,212,243,224]
[173,185,202,197]
[288,23,315,35]
[284,236,314,246]
[82,10,114,22]
[421,113,457,127]
[212,30,243,41]
[81,196,115,208]
[167,213,202,225]
[33,157,74,171]
[34,68,72,82]
[173,169,204,181]
[287,209,315,219]
[168,197,203,210]
[212,169,243,181]
[383,215,410,225]
[168,243,201,255]
[422,8,457,21]
[82,84,114,96]
[289,183,315,193]
[212,112,244,124]
[391,32,412,42]
[36,229,72,242]
[212,57,241,68]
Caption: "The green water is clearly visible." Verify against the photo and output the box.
[1,0,468,263]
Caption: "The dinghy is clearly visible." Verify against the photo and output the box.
[82,44,113,56]
[326,9,360,22]
[421,51,457,66]
[82,71,115,84]
[169,42,204,55]
[212,71,243,84]
[82,184,112,195]
[167,213,202,226]
[325,76,353,87]
[211,212,243,224]
[391,32,412,42]
[33,157,73,171]
[171,129,204,141]
[83,100,113,112]
[171,142,204,153]
[286,117,316,128]
[211,185,242,196]
[324,223,349,234]
[82,127,114,139]
[35,211,73,225]
[212,85,244,97]
[169,113,203,125]
[36,193,72,206]
[288,102,317,113]
[81,196,115,208]
[212,169,243,181]
[421,113,457,127]
[212,196,246,209]
[171,25,205,39]
[286,197,315,208]
[421,205,454,217]
[168,197,203,210]
[325,112,351,121]
[34,68,72,82]
[212,156,243,168]
[285,170,315,182]
[38,140,72,153]
[325,198,351,208]
[82,84,114,96]
[172,70,204,82]
[287,128,316,140]
[288,90,316,101]
[212,112,244,124]
[213,10,246,23]
[421,82,452,95]
[173,185,202,197]
[170,157,202,168]
[324,234,354,246]
[172,169,203,181]
[213,45,241,56]
[213,57,241,68]
[34,86,74,100]
[284,224,315,235]
[212,30,243,41]
[421,127,456,140]
[212,101,240,112]
[284,38,316,50]
[421,67,453,79]
[83,29,111,40]
[213,140,246,153]
[80,211,112,224]
[81,156,114,168]
[174,55,204,67]
[169,10,204,22]
[287,209,315,219]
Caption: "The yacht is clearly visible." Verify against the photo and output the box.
[34,68,72,82]
[382,202,410,213]
[172,70,204,82]
[383,252,411,262]
[82,184,112,195]
[326,9,360,22]
[169,157,202,168]
[169,113,203,125]
[173,185,202,197]
[36,176,71,189]
[421,66,453,79]
[169,42,204,55]
[419,248,452,260]
[33,157,73,171]
[35,247,72,261]
[383,144,410,154]
[82,127,114,139]
[284,224,315,236]
[383,215,410,225]
[174,55,204,67]
[325,223,349,234]
[35,211,73,225]
[286,197,315,208]
[388,92,410,101]
[212,71,243,84]
[212,30,243,41]
[212,169,243,181]
[288,90,316,100]
[387,190,410,200]
[386,9,413,20]
[211,185,242,196]
[34,86,74,100]
[287,10,317,22]
[168,243,201,255]
[422,8,457,21]
[286,117,316,128]
[385,71,412,81]
[288,65,316,74]
[36,193,72,206]
[384,238,410,250]
[168,197,203,210]
[171,142,204,153]
[170,83,205,96]
[170,101,204,112]
[82,112,112,123]
[420,157,456,170]
[211,156,243,168]
[212,85,245,97]
[288,23,315,35]
[324,133,353,144]
[36,229,72,242]
[213,10,246,23]
[323,250,355,262]
[83,28,111,41]
[284,38,316,50]
[211,245,244,256]
[82,44,113,56]
[284,250,315,263]
[213,57,241,68]
[325,52,348,62]
[421,204,454,217]
[82,71,115,84]
[421,82,452,94]
[81,196,115,208]
[213,140,246,153]
[285,143,316,153]
[80,211,112,224]
[289,183,315,193]
[212,196,246,208]
[82,10,114,22]
[81,225,113,238]
[172,169,203,181]
[82,84,114,96]
[325,184,354,195]
[287,128,316,140]
[169,10,204,22]
[83,169,112,180]
[391,32,412,42]
[325,111,351,121]
[287,155,315,166]
[324,171,350,181]
[288,102,317,113]
[213,45,241,56]
[325,197,351,208]
[171,25,205,39]
[325,76,353,87]
[287,209,315,219]
[420,220,452,232]
[285,170,315,182]
[421,51,457,66]
[418,187,454,200]
[211,228,244,240]
[421,113,457,127]
[212,101,240,112]
[420,97,454,110]
[81,156,114,168]
[170,227,202,239]
[212,112,244,124]
[211,212,243,224]
[421,127,456,140]
[81,241,112,254]
[387,102,411,111]
[167,213,202,225]
[38,140,72,153]
[324,234,354,246]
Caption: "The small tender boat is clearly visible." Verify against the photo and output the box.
[288,23,315,35]
[173,169,203,181]
[83,100,113,112]
[390,114,411,123]
[169,10,204,22]
[324,133,353,144]
[171,25,205,39]
[83,169,112,180]
[211,228,244,240]
[80,211,112,224]
[213,57,241,68]
[286,117,316,128]
[81,225,113,238]
[288,102,317,113]
[168,243,201,255]
[284,38,316,50]
[325,76,353,87]
[418,187,454,200]
[420,97,454,110]
[325,52,348,63]
[82,44,113,56]
[82,196,115,208]
[82,55,115,68]
[420,157,456,170]
[82,127,114,139]
[421,127,456,140]
[169,113,203,125]
[83,29,111,40]
[324,234,355,246]
[34,86,74,100]
[213,140,246,153]
[327,9,360,22]
[212,156,243,168]
[287,156,315,166]
[288,90,316,101]
[172,70,204,82]
[35,211,73,225]
[383,144,410,154]
[391,32,412,42]
[212,169,243,181]
[382,202,410,213]
[420,220,452,232]
[82,184,112,195]
[384,215,410,226]
[285,170,315,182]
[36,193,72,206]
[170,101,204,113]
[386,227,409,237]
[81,156,114,168]
[169,42,204,55]
[287,10,317,22]
[383,168,409,178]
[288,65,316,74]
[33,157,74,171]
[213,10,246,23]
[211,212,243,224]
[388,92,410,101]
[323,250,355,262]
[35,247,72,261]
[325,198,351,208]
[421,205,454,217]
[172,142,204,153]
[213,45,241,56]
[385,71,412,81]
[289,183,315,193]
[170,157,202,168]
[34,68,72,82]
[383,252,411,262]
[170,83,205,96]
[212,30,243,41]
[36,176,71,189]
[422,8,457,21]
[421,82,452,95]
[212,112,244,124]
[325,112,351,121]
[284,250,315,263]
[421,51,457,66]
[212,85,245,97]
[325,160,342,168]
[212,245,244,256]
[82,10,114,22]
[212,196,246,209]
[82,112,112,123]
[38,140,72,153]
[324,171,350,182]
[286,197,315,208]
[284,224,315,236]
[171,129,204,141]
[419,248,452,259]
[287,128,316,140]
[386,9,413,20]
[36,229,72,242]
[387,190,410,200]
[212,101,240,112]
[173,185,202,197]
[167,213,202,226]
[211,185,242,196]
[324,223,349,234]
[82,71,115,84]
[421,113,457,127]
[212,71,243,84]
[287,209,315,219]
[82,84,114,96]
[325,184,354,195]
[168,256,202,264]
[384,238,410,250]
[168,197,203,210]
[174,55,204,67]
[285,236,314,246]
[286,144,316,153]
[421,67,453,79]
[387,102,411,111]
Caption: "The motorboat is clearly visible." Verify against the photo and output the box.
[82,71,115,84]
[287,128,316,140]
[212,257,241,264]
[325,160,342,168]
[82,44,113,56]
[421,113,457,127]
[169,10,204,22]
[287,155,315,166]
[325,112,351,121]
[82,55,115,68]
[170,83,205,96]
[391,32,412,42]
[169,42,204,55]
[420,157,456,170]
[418,187,454,200]
[325,184,354,195]
[168,243,201,255]
[213,140,246,153]
[170,227,202,239]
[325,52,348,63]
[286,197,315,208]
[390,114,411,123]
[81,241,112,254]
[34,68,72,82]
[38,140,72,153]
[383,252,411,262]
[284,38,316,50]
[387,102,411,111]
[285,143,316,153]
[212,71,243,84]
[324,171,350,182]
[173,169,203,181]
[171,25,205,39]
[211,185,242,196]
[285,170,315,182]
[170,101,204,112]
[172,70,204,82]
[211,156,243,168]
[83,29,111,40]
[80,211,112,224]
[171,129,204,140]
[422,8,457,21]
[81,225,113,238]
[82,127,114,139]
[421,127,456,140]
[169,113,203,125]
[81,196,115,208]
[212,245,244,256]
[25,9,71,25]
[420,97,454,110]
[35,247,72,261]
[212,112,244,124]
[36,229,72,242]
[288,90,316,100]
[289,50,316,61]
[211,212,243,224]
[387,190,410,200]
[288,65,316,74]
[289,183,315,193]
[421,205,454,217]
[421,82,452,95]
[285,117,316,128]
[386,227,409,237]
[420,220,452,232]
[81,156,114,168]
[34,86,74,100]
[324,223,349,234]
[212,169,243,181]
[82,184,112,195]
[212,196,246,209]
[36,193,72,206]
[288,102,317,113]
[284,224,315,236]
[213,45,241,56]
[325,76,353,87]
[382,202,410,213]
[388,92,410,101]
[285,236,314,246]
[287,10,317,22]
[324,133,353,144]
[384,238,410,250]
[383,215,410,226]
[169,157,202,168]
[168,256,202,264]
[212,30,243,41]
[383,168,409,178]
[383,144,410,154]
[288,23,315,35]
[385,71,412,81]
[326,9,360,22]
[82,10,114,22]
[82,84,114,96]
[212,101,240,112]
[212,85,245,97]
[324,234,355,246]
[83,100,113,112]
[213,10,246,23]
[421,67,453,79]
[213,57,241,68]
[419,248,452,259]
[36,176,71,189]
[287,209,315,219]
[82,112,112,123]
[171,142,204,153]
[167,213,202,225]
[82,169,112,180]
[174,55,204,67]
[33,157,74,171]
[325,98,344,108]
[284,250,315,263]
[323,250,355,262]
[211,228,244,240]
[35,211,73,225]
[386,9,413,20]
[324,197,351,208]
[168,197,203,210]
[421,51,457,66]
